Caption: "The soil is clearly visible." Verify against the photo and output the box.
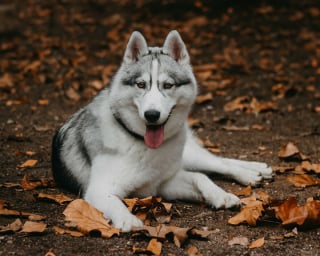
[0,0,320,255]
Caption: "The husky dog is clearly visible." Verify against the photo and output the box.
[52,30,272,232]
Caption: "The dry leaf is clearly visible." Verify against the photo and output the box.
[53,226,84,237]
[0,219,23,234]
[273,197,320,228]
[124,196,172,224]
[301,161,320,174]
[221,125,250,131]
[18,159,38,168]
[20,174,55,191]
[63,199,120,238]
[228,236,249,247]
[186,245,203,256]
[36,192,73,205]
[224,96,277,113]
[37,99,49,105]
[272,166,295,174]
[287,174,320,187]
[21,221,47,233]
[234,185,252,197]
[249,237,265,249]
[278,142,300,159]
[228,200,264,226]
[188,117,202,128]
[133,238,162,255]
[196,92,213,104]
[132,225,214,248]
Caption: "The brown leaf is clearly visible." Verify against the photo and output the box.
[53,226,84,237]
[228,200,264,226]
[20,174,55,191]
[234,185,252,197]
[273,197,320,228]
[21,221,47,233]
[272,166,295,174]
[133,238,162,255]
[186,245,203,256]
[132,225,214,248]
[196,92,213,104]
[63,199,120,238]
[249,237,265,249]
[287,174,320,187]
[224,96,277,113]
[124,196,172,224]
[188,116,202,128]
[18,159,38,168]
[301,161,320,174]
[278,142,300,159]
[0,219,23,234]
[65,87,80,101]
[36,192,73,205]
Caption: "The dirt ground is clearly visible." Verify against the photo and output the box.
[0,0,320,255]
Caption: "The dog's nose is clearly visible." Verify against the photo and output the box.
[144,110,160,123]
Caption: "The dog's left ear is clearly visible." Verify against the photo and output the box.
[163,30,190,64]
[124,31,149,64]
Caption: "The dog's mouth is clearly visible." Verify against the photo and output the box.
[144,125,165,149]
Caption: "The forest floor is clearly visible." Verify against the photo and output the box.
[0,0,319,255]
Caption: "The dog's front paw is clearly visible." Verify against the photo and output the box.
[112,213,143,232]
[234,162,273,186]
[206,189,240,209]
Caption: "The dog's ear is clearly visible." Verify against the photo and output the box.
[163,30,190,64]
[124,31,148,64]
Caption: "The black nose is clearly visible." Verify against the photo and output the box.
[144,110,160,123]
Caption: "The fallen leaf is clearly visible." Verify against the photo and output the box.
[65,87,80,101]
[21,221,47,233]
[37,99,49,105]
[301,161,320,174]
[249,237,265,249]
[133,238,162,255]
[188,116,203,128]
[124,196,172,224]
[186,245,203,256]
[196,92,213,104]
[63,199,120,238]
[234,185,252,197]
[18,159,38,168]
[272,166,295,174]
[224,96,277,113]
[287,174,320,187]
[36,192,73,205]
[228,236,249,247]
[273,197,320,228]
[228,200,264,226]
[0,219,23,234]
[278,142,308,161]
[221,125,250,131]
[20,174,55,191]
[132,225,214,248]
[53,226,84,237]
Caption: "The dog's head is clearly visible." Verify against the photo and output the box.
[110,30,198,149]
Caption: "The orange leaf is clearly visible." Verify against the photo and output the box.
[249,237,265,249]
[63,199,120,238]
[196,92,213,104]
[228,200,264,226]
[287,174,320,187]
[36,192,73,205]
[133,238,162,255]
[234,185,252,196]
[18,159,38,168]
[0,219,23,234]
[53,226,84,237]
[21,221,47,233]
[273,197,320,228]
[278,142,300,159]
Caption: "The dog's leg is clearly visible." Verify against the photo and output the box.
[159,170,240,209]
[84,155,143,232]
[182,130,273,186]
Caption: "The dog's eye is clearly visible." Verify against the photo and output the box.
[163,82,174,89]
[136,81,146,89]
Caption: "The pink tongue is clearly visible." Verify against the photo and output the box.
[144,125,164,149]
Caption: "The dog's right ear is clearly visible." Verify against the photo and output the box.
[124,31,148,64]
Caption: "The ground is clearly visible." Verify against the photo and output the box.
[0,0,320,255]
